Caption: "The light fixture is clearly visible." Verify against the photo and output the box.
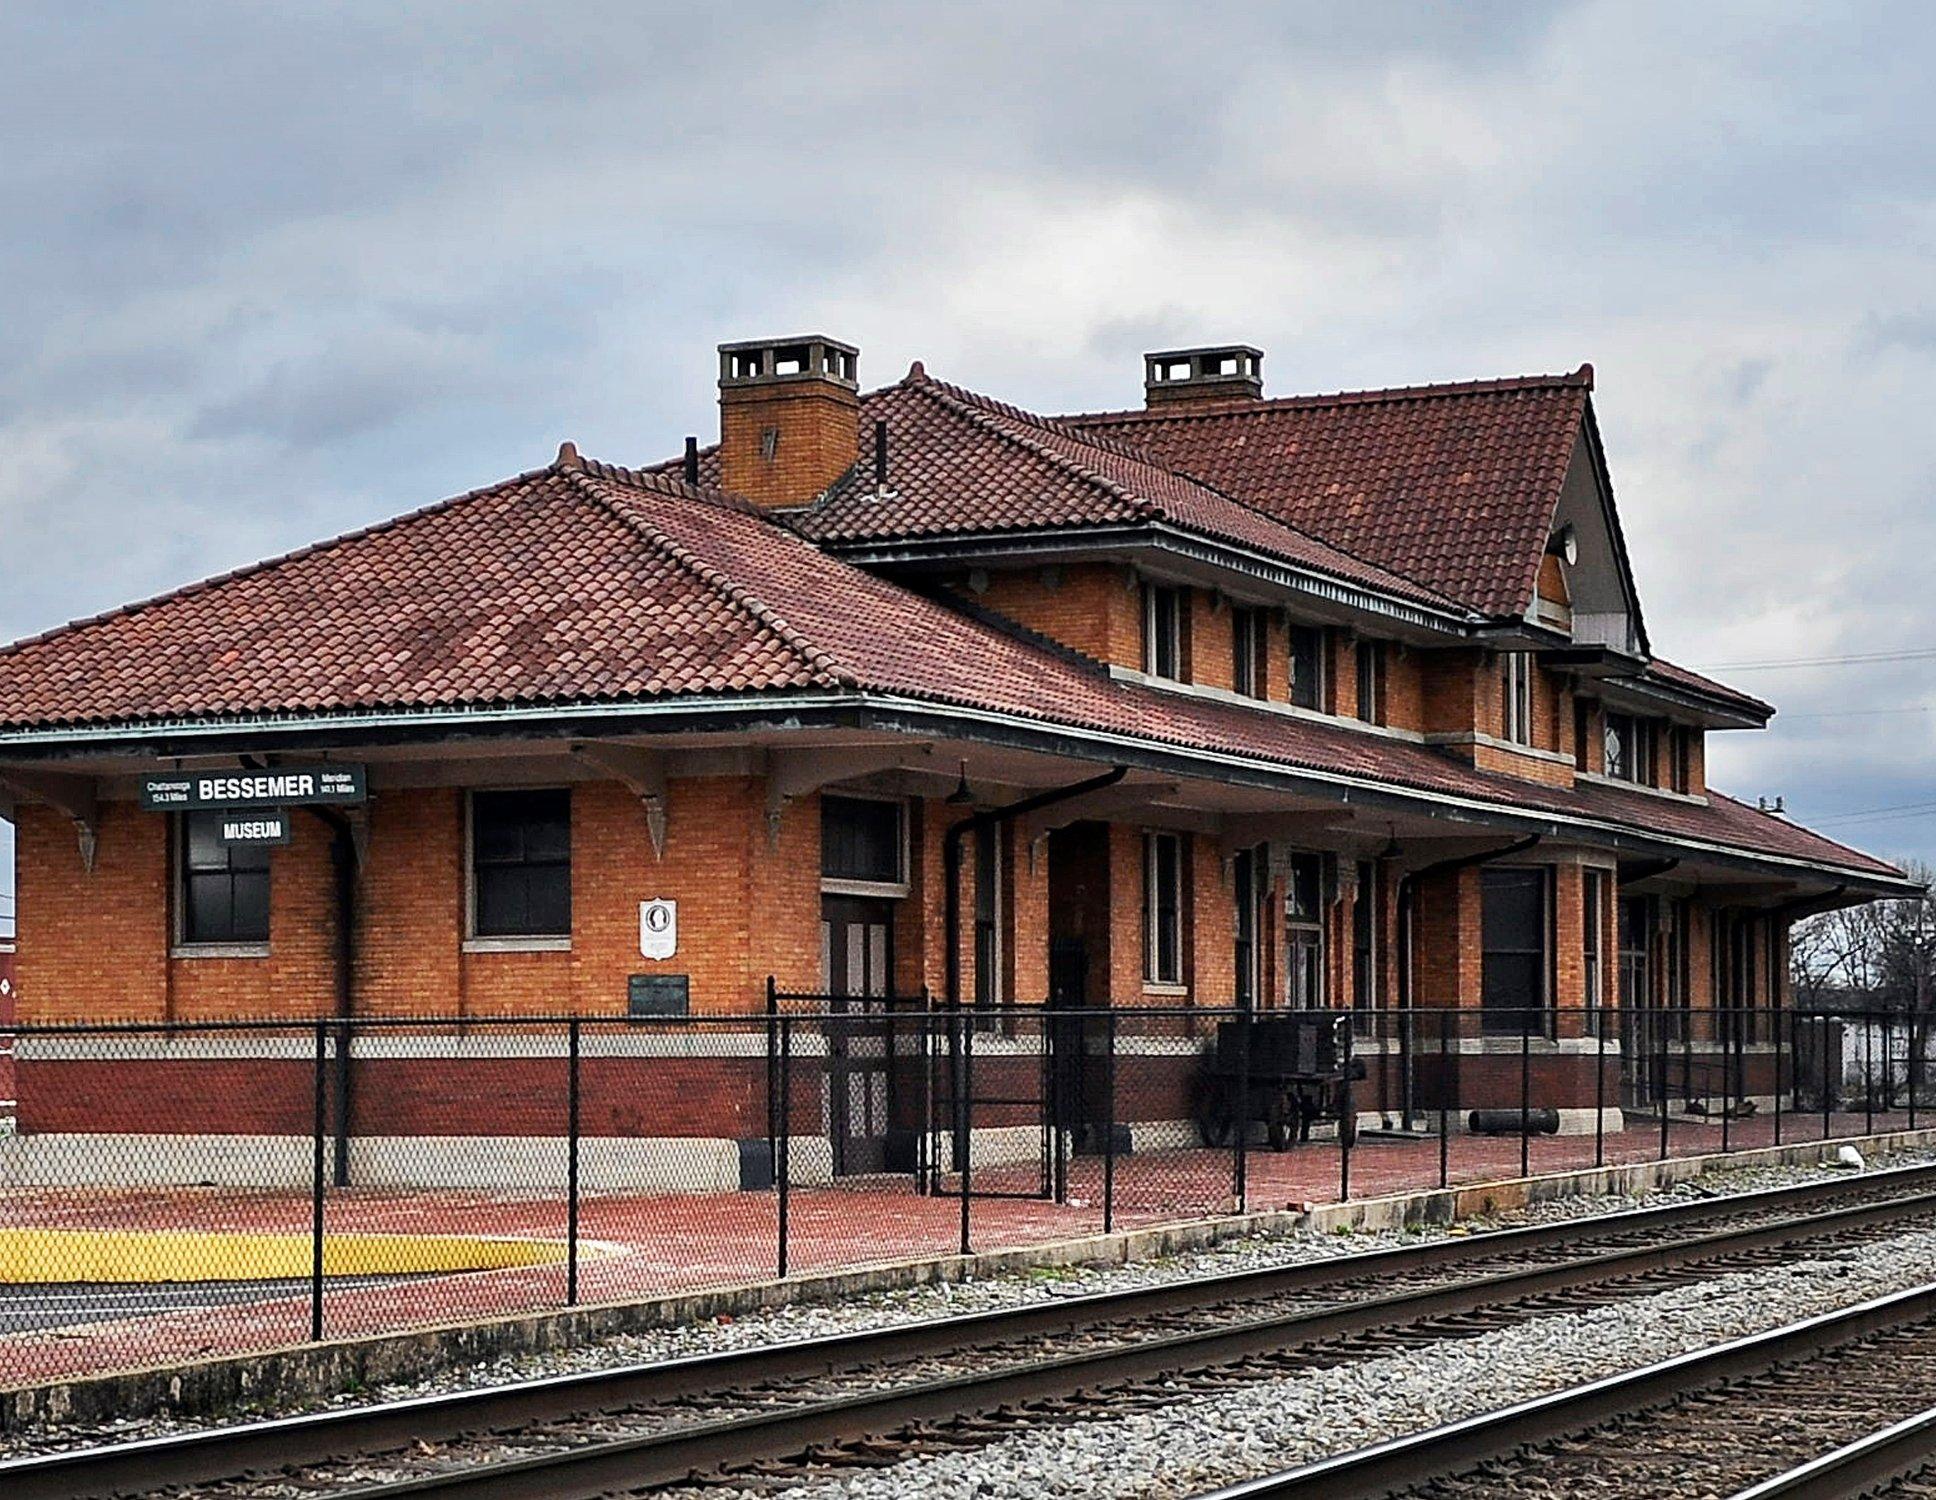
[1549,523,1579,566]
[946,760,974,805]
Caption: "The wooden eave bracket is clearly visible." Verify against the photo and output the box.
[763,744,932,848]
[0,768,101,872]
[573,744,669,860]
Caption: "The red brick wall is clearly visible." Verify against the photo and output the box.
[969,564,1141,668]
[718,381,859,509]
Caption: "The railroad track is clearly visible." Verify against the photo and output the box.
[1203,1279,1936,1499]
[11,1163,1936,1500]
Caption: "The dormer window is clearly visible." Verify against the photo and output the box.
[1143,583,1184,681]
[1232,606,1268,699]
[1354,639,1386,725]
[1289,624,1326,710]
[1502,653,1534,746]
[1604,712,1655,785]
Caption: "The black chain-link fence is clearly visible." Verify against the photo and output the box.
[1,1001,1928,1382]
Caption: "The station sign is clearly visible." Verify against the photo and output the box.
[216,812,295,847]
[140,765,367,812]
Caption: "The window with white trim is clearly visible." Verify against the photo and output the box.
[470,789,572,939]
[1354,639,1385,724]
[821,794,906,889]
[1481,866,1549,1036]
[1143,831,1184,985]
[1231,606,1268,699]
[1143,583,1184,681]
[1502,652,1534,746]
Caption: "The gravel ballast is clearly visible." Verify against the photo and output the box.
[755,1215,1936,1499]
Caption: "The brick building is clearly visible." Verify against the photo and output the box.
[0,336,1913,1177]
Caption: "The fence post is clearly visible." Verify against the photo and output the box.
[958,1008,974,1258]
[566,1018,581,1307]
[765,976,778,1169]
[1519,1014,1531,1180]
[1594,1008,1607,1169]
[1103,1008,1118,1235]
[1233,1005,1250,1215]
[1912,1012,1922,1132]
[1774,1005,1785,1146]
[1721,1007,1733,1155]
[1823,1016,1833,1139]
[1438,1008,1450,1190]
[778,1015,791,1279]
[1866,1019,1876,1137]
[310,1019,327,1344]
[1658,1010,1670,1162]
[1338,1016,1354,1203]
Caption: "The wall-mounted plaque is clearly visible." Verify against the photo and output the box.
[628,973,690,1017]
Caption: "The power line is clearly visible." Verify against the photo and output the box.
[1700,647,1936,672]
[1780,705,1936,720]
[1813,800,1936,828]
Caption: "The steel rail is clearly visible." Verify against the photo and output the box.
[1723,1405,1936,1500]
[1192,1282,1936,1500]
[8,1163,1936,1500]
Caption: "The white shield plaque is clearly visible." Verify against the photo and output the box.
[639,898,678,960]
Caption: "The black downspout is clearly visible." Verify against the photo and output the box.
[1395,832,1543,1129]
[942,765,1129,1009]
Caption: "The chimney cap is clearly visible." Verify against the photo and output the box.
[1143,345,1264,405]
[719,334,859,390]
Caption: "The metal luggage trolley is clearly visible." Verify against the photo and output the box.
[1194,1009,1362,1150]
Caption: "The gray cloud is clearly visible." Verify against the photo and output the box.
[3,0,1935,896]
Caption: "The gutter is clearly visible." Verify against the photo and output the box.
[0,690,1912,894]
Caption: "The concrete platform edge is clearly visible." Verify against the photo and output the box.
[7,1124,1934,1436]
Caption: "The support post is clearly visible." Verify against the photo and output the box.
[778,1016,792,1279]
[566,1019,581,1306]
[1233,1004,1250,1214]
[1594,1008,1607,1169]
[958,1009,974,1257]
[1438,1008,1450,1190]
[1104,1008,1118,1234]
[310,1020,327,1343]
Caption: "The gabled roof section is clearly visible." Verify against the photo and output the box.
[1645,658,1774,721]
[1063,367,1595,618]
[665,368,1466,616]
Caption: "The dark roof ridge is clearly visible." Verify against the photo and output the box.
[1064,363,1596,427]
[901,372,1162,524]
[561,467,856,690]
[0,460,566,663]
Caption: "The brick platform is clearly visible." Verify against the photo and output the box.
[0,1109,1920,1391]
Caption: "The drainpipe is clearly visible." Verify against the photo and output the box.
[942,765,1128,1009]
[1395,833,1543,1129]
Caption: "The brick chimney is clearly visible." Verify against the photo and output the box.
[717,335,861,507]
[1143,345,1263,407]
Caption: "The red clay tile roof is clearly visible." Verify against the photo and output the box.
[0,457,1897,882]
[1645,657,1774,719]
[1062,368,1595,618]
[779,369,1462,612]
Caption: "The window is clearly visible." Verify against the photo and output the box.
[1669,726,1694,794]
[1143,832,1184,985]
[1604,712,1654,784]
[1574,698,1592,771]
[974,821,1002,1007]
[1233,845,1265,1009]
[471,789,571,939]
[1352,860,1377,1031]
[1231,606,1269,699]
[1285,851,1325,1008]
[1501,653,1534,746]
[179,812,271,946]
[821,795,905,888]
[1354,639,1385,724]
[1481,866,1550,1035]
[1143,583,1183,681]
[1583,870,1606,1034]
[1289,624,1326,710]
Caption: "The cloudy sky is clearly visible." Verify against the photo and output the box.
[2,0,1934,929]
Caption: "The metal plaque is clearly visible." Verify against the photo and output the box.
[639,897,678,960]
[141,765,367,811]
[628,973,690,1018]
